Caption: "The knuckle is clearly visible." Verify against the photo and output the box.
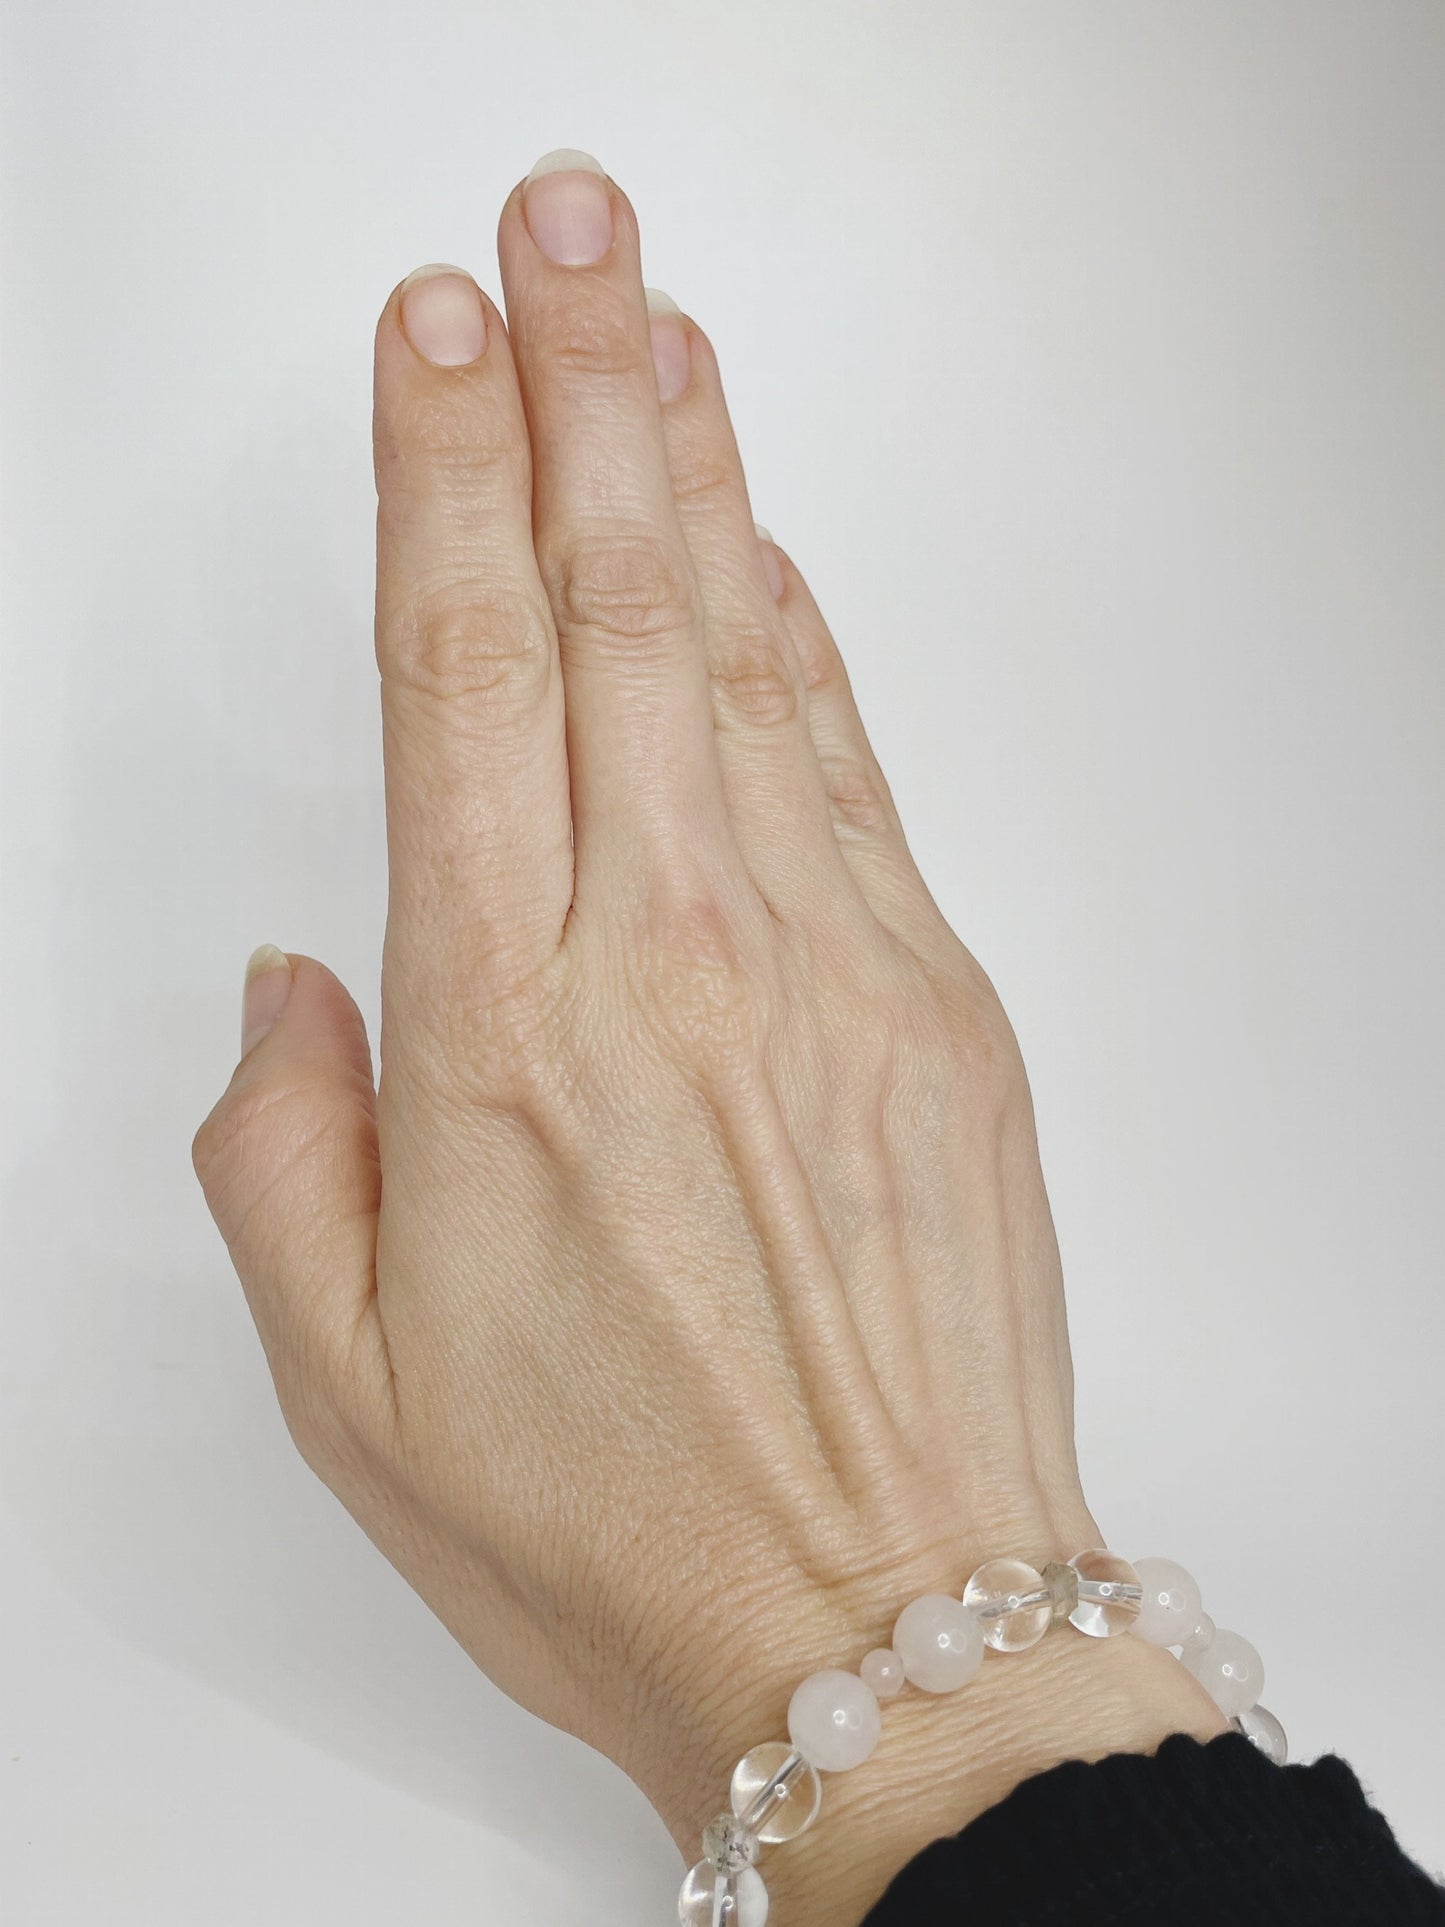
[817,751,889,836]
[710,629,800,729]
[794,626,839,693]
[822,993,905,1116]
[899,999,963,1100]
[409,952,567,1115]
[382,578,552,706]
[548,335,646,385]
[191,1078,276,1197]
[931,959,1024,1090]
[635,876,776,1066]
[666,444,736,511]
[191,1078,332,1235]
[191,1100,233,1192]
[542,290,648,381]
[551,534,698,652]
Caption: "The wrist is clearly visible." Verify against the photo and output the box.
[671,1618,1226,1927]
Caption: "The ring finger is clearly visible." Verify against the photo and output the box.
[645,292,869,926]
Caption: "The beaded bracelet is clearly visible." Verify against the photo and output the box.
[679,1548,1284,1925]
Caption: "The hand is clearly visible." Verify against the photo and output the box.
[193,151,1225,1925]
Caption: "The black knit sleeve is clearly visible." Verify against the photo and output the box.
[859,1731,1445,1925]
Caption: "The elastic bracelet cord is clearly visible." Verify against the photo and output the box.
[678,1548,1282,1925]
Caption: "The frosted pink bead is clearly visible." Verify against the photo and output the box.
[892,1593,984,1693]
[860,1648,907,1698]
[1233,1703,1288,1765]
[1182,1626,1264,1717]
[1133,1557,1204,1647]
[1182,1610,1217,1655]
[786,1669,881,1772]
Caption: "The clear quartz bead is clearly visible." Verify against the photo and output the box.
[1232,1703,1288,1766]
[963,1558,1052,1653]
[860,1648,907,1698]
[1068,1548,1143,1638]
[892,1593,985,1692]
[1133,1557,1204,1647]
[1182,1626,1264,1717]
[678,1861,769,1926]
[702,1812,759,1873]
[730,1744,821,1843]
[787,1670,882,1772]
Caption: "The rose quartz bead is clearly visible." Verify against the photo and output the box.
[892,1593,985,1693]
[860,1648,907,1698]
[1181,1609,1217,1655]
[1232,1703,1288,1765]
[1182,1626,1264,1717]
[786,1669,881,1772]
[1133,1557,1204,1647]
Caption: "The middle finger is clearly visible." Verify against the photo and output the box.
[498,152,735,908]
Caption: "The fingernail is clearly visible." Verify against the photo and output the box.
[242,944,292,1057]
[755,525,786,601]
[645,290,691,403]
[400,265,487,367]
[523,149,613,267]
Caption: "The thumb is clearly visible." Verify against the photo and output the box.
[192,946,391,1465]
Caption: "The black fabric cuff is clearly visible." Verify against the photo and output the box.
[859,1731,1445,1925]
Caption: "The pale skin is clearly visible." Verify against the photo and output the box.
[193,153,1226,1925]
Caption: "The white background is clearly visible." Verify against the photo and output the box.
[3,2,1443,1919]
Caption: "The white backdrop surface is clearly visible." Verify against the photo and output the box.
[3,2,1443,1919]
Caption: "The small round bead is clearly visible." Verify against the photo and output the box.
[1232,1703,1288,1766]
[730,1744,821,1843]
[892,1593,985,1693]
[702,1811,760,1874]
[1041,1560,1080,1622]
[860,1648,907,1698]
[678,1861,769,1926]
[1133,1557,1204,1647]
[963,1558,1052,1653]
[787,1669,882,1772]
[1181,1610,1217,1655]
[1182,1626,1264,1717]
[1068,1548,1143,1638]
